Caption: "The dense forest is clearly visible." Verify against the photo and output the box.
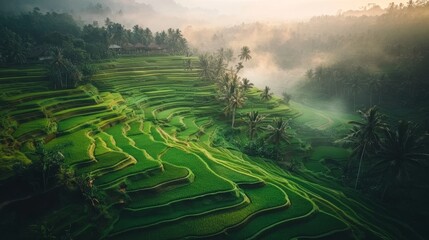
[0,8,188,89]
[291,2,429,113]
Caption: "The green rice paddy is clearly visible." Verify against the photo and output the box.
[0,55,422,239]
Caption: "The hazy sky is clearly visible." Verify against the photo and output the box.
[0,0,410,29]
[162,0,408,22]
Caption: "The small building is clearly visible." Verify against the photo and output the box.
[108,44,122,52]
[147,43,165,53]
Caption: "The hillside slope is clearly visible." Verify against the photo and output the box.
[0,56,422,239]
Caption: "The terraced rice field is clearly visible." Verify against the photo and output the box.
[0,56,422,239]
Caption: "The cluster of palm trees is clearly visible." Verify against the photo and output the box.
[105,19,189,55]
[198,47,294,161]
[47,47,82,89]
[219,72,247,128]
[243,111,293,160]
[339,106,428,199]
[198,46,253,127]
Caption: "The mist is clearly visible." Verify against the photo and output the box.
[1,0,419,102]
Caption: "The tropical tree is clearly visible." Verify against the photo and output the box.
[236,62,244,73]
[155,31,167,46]
[241,78,254,91]
[212,54,226,81]
[239,46,252,61]
[260,86,273,103]
[165,28,188,54]
[142,27,154,47]
[33,143,65,192]
[305,69,314,80]
[224,86,246,128]
[282,91,292,105]
[314,66,324,89]
[131,24,143,44]
[184,59,192,71]
[368,74,382,107]
[244,111,266,140]
[348,77,361,112]
[224,48,234,63]
[48,47,82,89]
[340,106,385,189]
[0,27,27,64]
[106,21,127,45]
[372,120,429,200]
[219,73,246,128]
[241,78,254,92]
[198,54,212,81]
[266,118,292,159]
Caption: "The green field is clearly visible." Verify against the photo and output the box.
[0,55,423,239]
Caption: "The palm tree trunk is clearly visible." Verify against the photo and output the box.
[354,143,366,189]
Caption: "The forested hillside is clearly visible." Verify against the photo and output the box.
[290,3,428,113]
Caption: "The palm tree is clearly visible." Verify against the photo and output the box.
[244,111,266,140]
[314,66,323,90]
[224,48,234,63]
[35,145,65,191]
[48,47,82,89]
[143,27,154,47]
[218,72,240,99]
[224,87,246,128]
[198,54,212,81]
[340,106,385,189]
[305,69,314,81]
[219,72,246,128]
[49,48,67,89]
[236,62,244,73]
[260,86,273,105]
[372,121,428,200]
[239,46,252,62]
[212,55,226,81]
[266,118,292,160]
[348,77,361,112]
[282,91,292,105]
[184,59,192,71]
[241,78,254,91]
